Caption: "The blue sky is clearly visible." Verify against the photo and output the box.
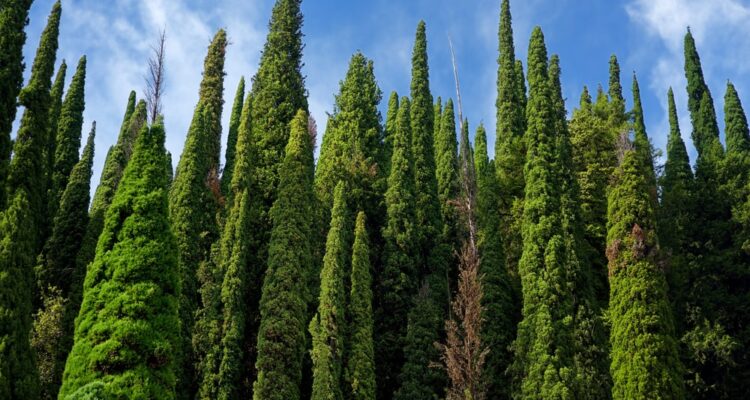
[19,0,750,192]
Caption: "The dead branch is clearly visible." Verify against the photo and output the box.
[145,29,166,123]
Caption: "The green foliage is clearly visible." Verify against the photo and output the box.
[253,110,314,400]
[346,211,376,400]
[59,117,180,399]
[46,61,67,217]
[607,149,684,400]
[6,0,61,245]
[221,76,245,196]
[76,97,146,293]
[310,182,351,400]
[382,91,399,180]
[435,98,461,255]
[684,29,721,157]
[375,97,417,399]
[474,123,516,400]
[631,74,657,204]
[32,126,95,399]
[0,0,33,209]
[512,27,577,400]
[608,55,627,127]
[49,56,87,221]
[169,29,227,399]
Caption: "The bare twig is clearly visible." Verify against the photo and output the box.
[145,29,166,123]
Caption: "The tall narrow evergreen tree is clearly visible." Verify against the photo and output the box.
[49,56,87,221]
[512,27,577,399]
[607,148,684,400]
[169,30,227,399]
[608,55,627,127]
[5,0,61,242]
[253,110,314,400]
[346,211,376,400]
[46,61,67,210]
[435,98,461,255]
[221,76,245,196]
[515,59,528,122]
[0,4,62,396]
[59,117,180,399]
[474,123,515,400]
[684,28,721,156]
[310,182,350,400]
[382,91,399,178]
[76,97,146,283]
[631,74,657,203]
[375,98,417,399]
[32,124,95,399]
[0,0,34,209]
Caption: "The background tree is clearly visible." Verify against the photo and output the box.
[253,110,314,400]
[221,76,245,196]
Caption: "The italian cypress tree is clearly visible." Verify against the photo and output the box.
[76,97,145,284]
[382,91,399,178]
[315,51,383,232]
[608,55,627,127]
[570,86,617,308]
[221,76,245,197]
[59,117,180,399]
[496,0,526,290]
[49,56,87,221]
[658,88,693,326]
[46,61,67,209]
[607,148,684,400]
[435,98,461,256]
[0,0,33,209]
[346,211,376,400]
[5,0,61,242]
[253,110,314,400]
[169,30,227,399]
[631,74,657,203]
[375,97,417,399]
[310,182,351,400]
[474,123,515,399]
[551,55,611,399]
[33,124,95,399]
[511,27,577,399]
[249,0,308,268]
[194,93,254,400]
[0,5,61,396]
[684,28,721,156]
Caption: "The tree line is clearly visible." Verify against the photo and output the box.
[0,0,748,399]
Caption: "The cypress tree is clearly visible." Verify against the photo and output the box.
[607,148,684,400]
[249,0,308,267]
[496,0,525,198]
[608,55,627,127]
[496,0,526,290]
[474,123,515,399]
[49,56,87,221]
[346,211,376,400]
[512,27,577,399]
[435,98,461,255]
[382,91,399,178]
[310,182,350,400]
[658,88,693,324]
[0,5,61,396]
[33,124,95,399]
[315,51,383,230]
[59,117,180,399]
[194,93,254,400]
[76,97,146,285]
[723,81,750,205]
[253,110,314,400]
[684,28,721,156]
[46,61,67,208]
[221,76,245,196]
[570,86,617,308]
[375,97,417,399]
[631,74,657,203]
[5,0,61,242]
[0,0,33,209]
[169,30,227,399]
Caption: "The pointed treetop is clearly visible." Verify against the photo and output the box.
[580,86,592,109]
[724,81,750,157]
[665,87,692,178]
[608,54,626,119]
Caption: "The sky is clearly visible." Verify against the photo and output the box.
[18,0,750,194]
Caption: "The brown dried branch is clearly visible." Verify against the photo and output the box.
[145,29,166,123]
